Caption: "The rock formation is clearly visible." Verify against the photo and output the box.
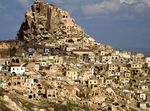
[17,0,96,48]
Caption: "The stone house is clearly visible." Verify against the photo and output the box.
[9,75,37,90]
[131,68,142,76]
[111,55,120,62]
[49,55,64,65]
[0,65,3,71]
[7,76,24,89]
[34,84,46,97]
[105,79,112,86]
[101,56,111,64]
[66,69,79,81]
[146,57,150,67]
[35,62,40,71]
[25,88,40,100]
[120,66,128,72]
[136,53,145,59]
[118,51,131,59]
[24,47,36,61]
[56,75,69,82]
[72,50,95,63]
[0,49,9,59]
[0,81,7,88]
[10,58,26,74]
[66,46,77,52]
[131,63,143,69]
[63,85,80,101]
[96,76,104,85]
[142,68,149,76]
[100,51,107,56]
[49,64,62,74]
[108,64,119,71]
[141,85,149,92]
[0,58,9,66]
[124,72,131,78]
[63,55,78,65]
[131,53,145,63]
[39,60,48,67]
[46,88,58,99]
[10,66,25,74]
[26,62,39,71]
[43,46,51,55]
[140,93,147,101]
[21,82,33,88]
[80,100,92,108]
[139,102,150,110]
[88,78,99,88]
[119,77,130,84]
[79,72,90,84]
[120,57,129,64]
[27,83,46,100]
[108,71,121,77]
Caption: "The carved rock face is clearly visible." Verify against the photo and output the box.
[17,1,83,42]
[16,0,97,51]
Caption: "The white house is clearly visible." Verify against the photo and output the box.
[140,93,146,101]
[39,60,47,67]
[146,57,150,67]
[0,59,6,71]
[35,63,40,71]
[111,71,121,76]
[11,66,25,74]
[0,65,2,71]
[0,82,7,88]
[66,69,79,80]
[88,78,98,86]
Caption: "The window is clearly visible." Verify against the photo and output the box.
[28,95,32,99]
[16,59,19,63]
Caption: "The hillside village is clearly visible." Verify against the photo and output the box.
[0,0,150,111]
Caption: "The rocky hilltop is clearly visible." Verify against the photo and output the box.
[17,0,96,49]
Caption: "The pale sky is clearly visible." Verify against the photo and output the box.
[0,0,150,51]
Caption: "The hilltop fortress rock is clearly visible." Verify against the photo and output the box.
[17,0,96,48]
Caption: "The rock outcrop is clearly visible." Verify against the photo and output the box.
[17,0,96,48]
